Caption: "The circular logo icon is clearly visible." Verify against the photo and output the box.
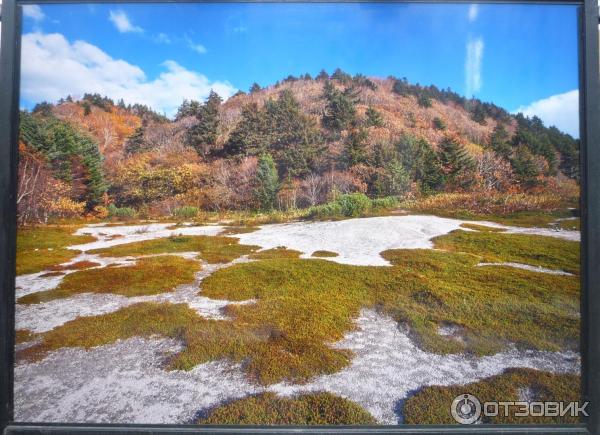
[451,393,481,424]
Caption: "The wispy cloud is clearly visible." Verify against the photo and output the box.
[513,90,579,137]
[465,37,484,97]
[468,4,479,22]
[233,25,248,33]
[109,10,144,34]
[186,37,207,54]
[23,5,45,21]
[155,33,172,44]
[21,32,236,117]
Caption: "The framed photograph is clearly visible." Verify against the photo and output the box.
[1,0,598,433]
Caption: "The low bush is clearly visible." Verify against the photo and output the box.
[172,206,199,219]
[108,204,136,219]
[308,194,398,219]
[371,196,398,209]
[337,193,372,217]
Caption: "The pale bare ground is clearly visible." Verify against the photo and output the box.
[14,216,580,424]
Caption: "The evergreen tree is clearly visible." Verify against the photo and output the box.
[322,81,357,132]
[223,103,268,156]
[343,127,368,167]
[316,70,329,81]
[417,94,432,108]
[392,78,411,97]
[330,68,352,85]
[471,104,487,125]
[20,111,106,208]
[176,99,202,120]
[489,123,512,159]
[250,82,262,94]
[264,90,323,176]
[254,154,279,211]
[125,126,147,155]
[32,102,53,117]
[186,91,223,157]
[224,90,323,176]
[421,146,445,194]
[365,106,384,127]
[376,160,410,197]
[82,102,92,116]
[438,135,476,189]
[511,146,541,189]
[432,117,446,130]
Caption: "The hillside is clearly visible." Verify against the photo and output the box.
[18,70,579,223]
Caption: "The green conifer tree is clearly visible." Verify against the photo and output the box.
[254,154,279,211]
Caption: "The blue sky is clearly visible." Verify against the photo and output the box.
[20,2,580,136]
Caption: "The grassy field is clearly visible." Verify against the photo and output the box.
[18,256,201,304]
[198,392,376,425]
[403,368,581,424]
[16,226,96,275]
[18,229,580,386]
[15,207,580,424]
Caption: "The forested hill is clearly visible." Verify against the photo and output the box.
[18,70,579,223]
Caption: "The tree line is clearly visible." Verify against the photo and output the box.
[18,69,579,223]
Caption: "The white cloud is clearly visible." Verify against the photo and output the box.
[465,37,484,97]
[186,38,207,54]
[468,4,479,22]
[23,5,45,21]
[109,10,143,34]
[513,89,580,138]
[21,32,237,117]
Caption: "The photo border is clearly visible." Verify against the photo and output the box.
[1,0,598,433]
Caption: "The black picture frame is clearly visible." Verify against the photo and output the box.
[1,0,598,433]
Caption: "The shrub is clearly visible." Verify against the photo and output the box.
[433,117,446,130]
[308,201,343,219]
[372,196,398,209]
[418,95,433,108]
[92,205,109,219]
[337,193,372,217]
[308,193,399,219]
[172,206,199,219]
[108,204,136,219]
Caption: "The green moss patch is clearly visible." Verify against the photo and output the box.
[312,250,339,258]
[18,256,200,305]
[16,226,96,275]
[88,235,259,264]
[198,392,376,425]
[433,230,580,274]
[249,247,302,260]
[22,231,580,386]
[403,368,581,424]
